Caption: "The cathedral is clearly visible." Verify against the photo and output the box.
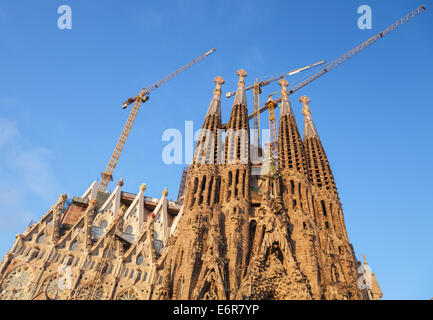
[0,70,382,300]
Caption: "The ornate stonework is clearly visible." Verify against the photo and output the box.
[0,72,382,300]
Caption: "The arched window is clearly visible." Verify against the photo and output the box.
[321,200,327,217]
[67,257,74,266]
[100,220,108,228]
[136,254,144,266]
[70,241,78,251]
[36,233,46,244]
[125,225,133,234]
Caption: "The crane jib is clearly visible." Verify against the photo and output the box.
[97,48,216,192]
[247,5,426,120]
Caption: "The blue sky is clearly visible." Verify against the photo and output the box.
[0,1,432,299]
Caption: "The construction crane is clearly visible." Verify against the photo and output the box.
[225,60,326,150]
[98,48,216,192]
[248,5,426,154]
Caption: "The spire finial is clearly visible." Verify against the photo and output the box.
[213,76,225,95]
[206,76,224,116]
[278,78,289,91]
[279,79,293,116]
[237,69,247,86]
[362,254,368,265]
[300,96,311,115]
[300,95,319,139]
[162,187,168,197]
[140,183,147,192]
[233,69,248,105]
[117,178,124,187]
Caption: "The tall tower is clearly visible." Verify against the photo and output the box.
[277,80,322,298]
[301,96,362,299]
[220,69,251,299]
[237,144,313,300]
[158,76,226,299]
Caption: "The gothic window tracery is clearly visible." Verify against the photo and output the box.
[76,285,104,300]
[44,271,72,300]
[117,288,139,300]
[0,266,33,300]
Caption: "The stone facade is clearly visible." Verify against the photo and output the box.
[0,71,382,300]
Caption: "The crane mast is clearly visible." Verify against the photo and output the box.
[98,48,216,192]
[252,80,261,151]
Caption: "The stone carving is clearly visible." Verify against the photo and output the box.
[0,75,381,300]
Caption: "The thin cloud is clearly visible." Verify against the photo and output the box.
[243,45,265,74]
[0,117,61,231]
[0,118,19,148]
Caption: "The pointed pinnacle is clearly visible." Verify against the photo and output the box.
[237,69,247,85]
[213,76,225,95]
[300,96,311,116]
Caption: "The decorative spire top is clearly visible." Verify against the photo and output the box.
[213,76,225,94]
[278,78,289,92]
[300,96,319,139]
[117,178,124,187]
[362,254,368,265]
[300,96,311,115]
[237,69,247,85]
[140,183,147,192]
[279,79,294,115]
[233,69,247,105]
[162,187,168,197]
[206,76,225,116]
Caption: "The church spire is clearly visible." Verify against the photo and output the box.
[278,79,294,116]
[225,69,250,165]
[233,69,247,106]
[277,80,307,175]
[193,76,225,165]
[220,69,251,298]
[300,96,319,139]
[206,76,224,117]
[301,96,337,194]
